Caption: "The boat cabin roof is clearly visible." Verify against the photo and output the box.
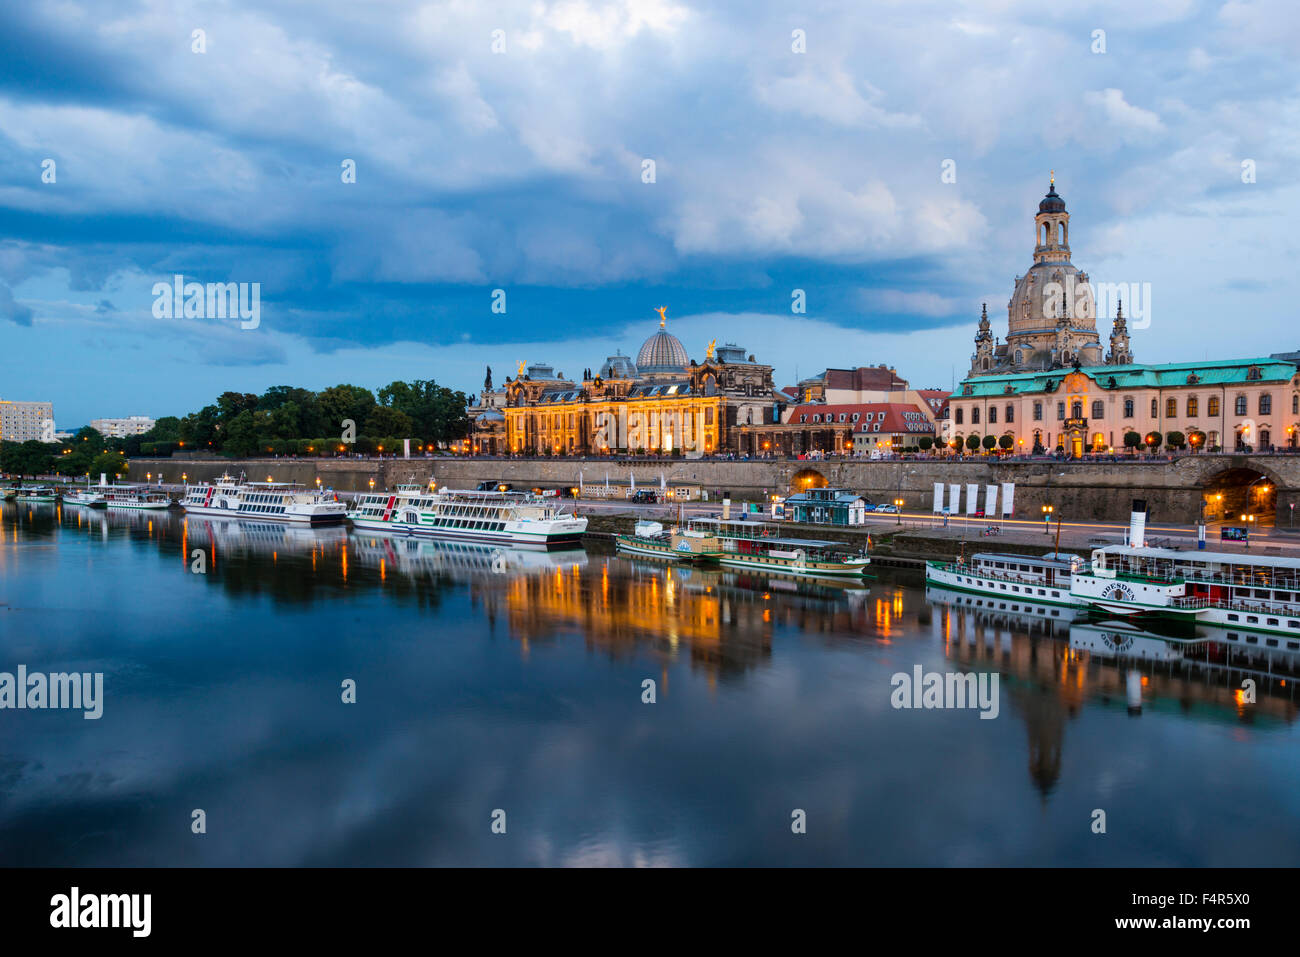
[1094,545,1300,571]
[759,536,846,549]
[973,552,1082,568]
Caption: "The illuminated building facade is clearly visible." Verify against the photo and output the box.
[497,314,777,456]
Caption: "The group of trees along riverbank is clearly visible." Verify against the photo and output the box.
[0,380,471,478]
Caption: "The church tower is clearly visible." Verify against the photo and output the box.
[1107,298,1133,365]
[972,303,994,372]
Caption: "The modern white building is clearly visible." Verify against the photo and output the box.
[90,415,156,438]
[0,400,55,442]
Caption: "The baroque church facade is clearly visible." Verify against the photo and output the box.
[950,181,1299,457]
[970,178,1131,376]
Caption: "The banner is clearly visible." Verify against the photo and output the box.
[948,483,961,513]
[933,482,944,513]
[1001,482,1015,517]
[965,483,979,515]
[985,484,998,515]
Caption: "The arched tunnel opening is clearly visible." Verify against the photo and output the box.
[790,469,828,496]
[1201,467,1278,528]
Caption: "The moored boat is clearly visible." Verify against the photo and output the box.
[181,473,347,525]
[615,519,721,561]
[104,485,172,510]
[63,488,108,507]
[348,484,585,546]
[1068,501,1300,642]
[925,550,1088,607]
[15,486,58,502]
[687,518,871,577]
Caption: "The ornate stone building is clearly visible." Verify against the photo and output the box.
[950,180,1300,457]
[491,311,778,456]
[971,177,1131,376]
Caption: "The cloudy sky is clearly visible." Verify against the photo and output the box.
[2,0,1297,425]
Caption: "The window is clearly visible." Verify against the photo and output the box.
[955,408,963,425]
[1235,395,1247,416]
[1123,398,1134,417]
[972,407,980,424]
[1151,398,1158,417]
[799,414,807,423]
[1092,400,1104,420]
[1186,397,1198,417]
[851,412,860,422]
[1071,401,1083,419]
[988,406,997,424]
[1294,394,1299,414]
[1208,396,1220,417]
[1057,402,1065,420]
[1006,404,1014,423]
[1166,398,1177,418]
[1260,394,1272,415]
[1033,401,1043,421]
[838,413,846,422]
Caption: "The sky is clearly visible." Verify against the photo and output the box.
[1,0,1297,427]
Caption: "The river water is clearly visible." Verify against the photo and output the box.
[1,501,1297,866]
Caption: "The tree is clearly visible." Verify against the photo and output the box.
[1166,430,1186,450]
[317,384,377,438]
[1188,429,1206,451]
[1145,431,1163,451]
[981,435,997,451]
[1,440,54,478]
[377,379,469,445]
[90,451,128,481]
[1124,431,1143,454]
[364,407,414,439]
[998,435,1014,451]
[918,436,934,451]
[965,434,981,451]
[146,416,182,442]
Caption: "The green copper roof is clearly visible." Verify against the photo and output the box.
[952,357,1299,399]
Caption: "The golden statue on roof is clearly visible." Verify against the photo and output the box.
[516,360,526,377]
[655,306,668,327]
[705,338,716,360]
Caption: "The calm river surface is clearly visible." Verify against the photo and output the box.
[1,501,1298,866]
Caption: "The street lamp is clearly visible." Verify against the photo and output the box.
[894,497,904,525]
[1042,503,1054,534]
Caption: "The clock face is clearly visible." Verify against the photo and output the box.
[1101,582,1135,603]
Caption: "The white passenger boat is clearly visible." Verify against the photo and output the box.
[63,488,107,508]
[1068,501,1300,643]
[925,551,1089,608]
[347,484,586,546]
[181,473,348,525]
[104,484,172,510]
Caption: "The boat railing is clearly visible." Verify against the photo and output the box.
[1169,596,1211,609]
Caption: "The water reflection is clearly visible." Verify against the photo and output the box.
[1,501,1297,865]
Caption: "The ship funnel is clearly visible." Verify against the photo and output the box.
[1128,498,1147,548]
[99,472,107,487]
